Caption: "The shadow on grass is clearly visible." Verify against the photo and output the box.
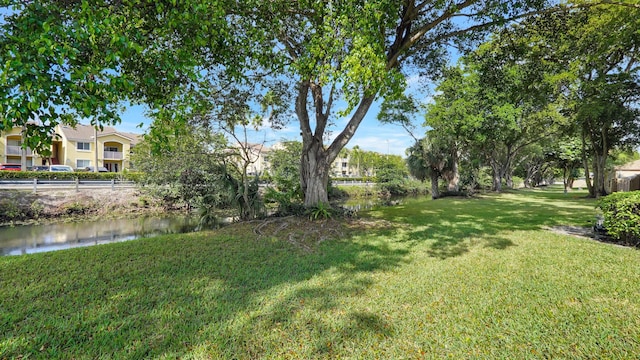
[369,188,595,260]
[0,218,409,359]
[0,188,597,358]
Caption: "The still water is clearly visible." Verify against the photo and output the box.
[0,196,416,256]
[0,215,197,256]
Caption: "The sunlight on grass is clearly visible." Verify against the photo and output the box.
[2,187,639,358]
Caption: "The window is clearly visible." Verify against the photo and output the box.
[77,142,91,151]
[77,159,91,168]
[104,146,118,152]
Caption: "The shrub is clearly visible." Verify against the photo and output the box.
[61,201,94,215]
[263,187,306,216]
[307,202,333,220]
[0,170,142,181]
[333,185,376,199]
[597,191,640,245]
[403,179,429,196]
[29,200,44,219]
[0,198,23,221]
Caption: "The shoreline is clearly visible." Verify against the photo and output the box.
[0,187,173,227]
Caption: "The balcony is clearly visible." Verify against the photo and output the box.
[6,145,33,156]
[103,151,123,160]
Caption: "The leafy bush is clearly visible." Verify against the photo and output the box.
[61,201,94,215]
[263,187,306,216]
[307,202,333,220]
[511,176,524,189]
[0,198,23,221]
[331,176,374,183]
[334,184,376,198]
[459,165,492,192]
[403,179,429,196]
[598,191,640,245]
[0,170,141,181]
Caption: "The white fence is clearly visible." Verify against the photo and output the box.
[0,179,136,193]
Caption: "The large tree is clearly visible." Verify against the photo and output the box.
[507,2,640,197]
[424,66,482,192]
[0,0,238,155]
[237,0,554,206]
[3,0,559,207]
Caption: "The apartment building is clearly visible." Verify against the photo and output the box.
[0,123,140,172]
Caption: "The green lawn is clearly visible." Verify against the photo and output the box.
[2,187,639,359]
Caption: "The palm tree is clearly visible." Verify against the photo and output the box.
[349,145,365,177]
[406,136,451,199]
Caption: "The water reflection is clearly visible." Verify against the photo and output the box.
[0,216,197,256]
[1,196,424,256]
[339,196,406,211]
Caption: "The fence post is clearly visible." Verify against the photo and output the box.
[75,178,79,192]
[111,178,115,191]
[33,178,37,194]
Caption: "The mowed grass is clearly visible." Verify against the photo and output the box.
[2,186,640,359]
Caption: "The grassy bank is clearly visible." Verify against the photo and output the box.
[2,187,639,358]
[0,188,167,226]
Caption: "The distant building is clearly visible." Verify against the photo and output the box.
[608,159,640,193]
[0,126,35,167]
[228,142,272,176]
[0,123,141,172]
[229,142,364,178]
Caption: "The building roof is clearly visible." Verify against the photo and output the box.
[58,124,141,144]
[232,142,272,154]
[616,159,640,171]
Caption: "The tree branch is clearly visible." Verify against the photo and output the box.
[326,94,376,163]
[296,81,312,143]
[310,82,327,139]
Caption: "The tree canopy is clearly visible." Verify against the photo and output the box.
[7,0,638,203]
[1,0,558,206]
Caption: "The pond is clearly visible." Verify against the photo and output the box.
[0,215,198,256]
[0,195,425,256]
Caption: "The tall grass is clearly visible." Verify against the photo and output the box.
[2,186,639,359]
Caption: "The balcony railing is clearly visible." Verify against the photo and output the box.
[6,145,33,156]
[103,151,123,160]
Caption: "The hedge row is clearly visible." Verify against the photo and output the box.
[0,170,144,182]
[331,177,376,182]
[598,191,640,246]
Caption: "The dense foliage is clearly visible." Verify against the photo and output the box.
[0,170,139,181]
[1,0,557,207]
[419,2,640,195]
[263,141,305,216]
[598,191,640,245]
[130,125,252,222]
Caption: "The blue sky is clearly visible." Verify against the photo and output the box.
[1,5,442,157]
[116,104,419,156]
[116,76,432,157]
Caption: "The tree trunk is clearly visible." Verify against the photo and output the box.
[493,172,502,192]
[447,150,459,192]
[301,138,330,207]
[567,168,575,188]
[241,170,253,220]
[581,130,594,196]
[430,172,440,199]
[504,145,514,189]
[585,123,608,198]
[592,152,607,198]
[295,79,376,208]
[505,172,513,189]
[490,160,502,192]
